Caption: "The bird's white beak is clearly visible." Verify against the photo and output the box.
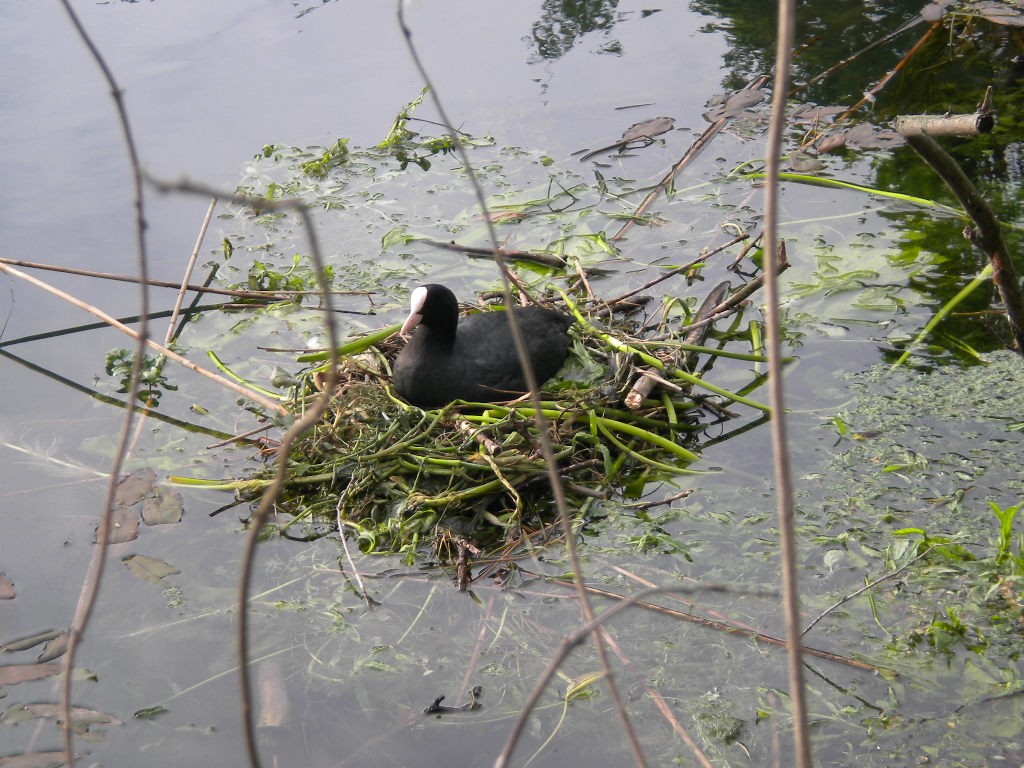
[399,286,429,340]
[399,311,422,340]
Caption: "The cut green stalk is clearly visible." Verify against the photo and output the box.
[630,340,773,362]
[748,320,764,375]
[557,286,771,411]
[594,420,700,475]
[592,414,700,462]
[207,350,287,400]
[300,322,402,364]
[890,264,993,369]
[743,171,965,217]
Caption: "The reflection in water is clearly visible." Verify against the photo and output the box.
[529,0,621,61]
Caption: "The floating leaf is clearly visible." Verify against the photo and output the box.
[0,752,68,768]
[621,116,675,143]
[845,121,903,149]
[19,703,123,730]
[0,664,62,685]
[381,227,422,248]
[122,555,180,584]
[141,487,184,526]
[270,366,299,389]
[815,132,847,153]
[2,629,62,653]
[789,152,824,173]
[114,468,156,506]
[565,671,604,700]
[579,116,675,160]
[791,104,845,124]
[704,88,766,121]
[96,506,138,545]
[972,0,1024,26]
[824,548,846,574]
[134,705,169,721]
[37,632,69,663]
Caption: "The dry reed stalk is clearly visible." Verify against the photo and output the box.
[0,261,288,416]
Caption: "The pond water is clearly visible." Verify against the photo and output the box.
[2,1,1023,767]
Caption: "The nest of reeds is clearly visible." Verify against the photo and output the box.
[261,277,773,557]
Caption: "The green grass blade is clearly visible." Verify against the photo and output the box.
[299,323,402,364]
[890,263,993,369]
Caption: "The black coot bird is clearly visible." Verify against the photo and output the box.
[392,284,573,408]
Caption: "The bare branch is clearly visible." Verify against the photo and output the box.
[763,0,812,765]
[396,5,647,765]
[0,262,289,416]
[54,2,152,764]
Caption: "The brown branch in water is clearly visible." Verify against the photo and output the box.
[234,203,339,768]
[336,503,378,611]
[54,2,153,763]
[902,132,1024,353]
[165,198,217,346]
[0,262,289,416]
[628,488,695,510]
[141,178,344,768]
[802,545,944,637]
[455,418,501,455]
[458,595,496,700]
[597,625,715,768]
[0,304,222,350]
[570,254,598,303]
[610,118,727,243]
[206,424,274,450]
[126,200,222,458]
[0,346,242,444]
[621,253,786,412]
[625,279,734,409]
[894,111,995,137]
[792,13,926,96]
[728,231,764,269]
[605,233,747,306]
[550,578,883,674]
[835,20,941,123]
[421,239,565,269]
[490,582,730,768]
[705,245,790,320]
[0,256,371,301]
[610,78,769,243]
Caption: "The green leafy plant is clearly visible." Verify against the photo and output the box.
[240,257,334,298]
[104,348,178,405]
[300,138,349,179]
[988,501,1024,576]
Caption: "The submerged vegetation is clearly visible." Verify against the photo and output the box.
[168,19,1023,757]
[15,5,1013,766]
[170,91,794,559]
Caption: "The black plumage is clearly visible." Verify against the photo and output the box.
[392,284,572,408]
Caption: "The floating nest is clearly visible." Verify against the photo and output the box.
[250,277,773,558]
[237,274,774,561]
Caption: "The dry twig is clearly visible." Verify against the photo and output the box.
[763,1,812,764]
[396,4,648,766]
